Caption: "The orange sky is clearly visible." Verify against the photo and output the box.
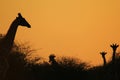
[0,0,120,65]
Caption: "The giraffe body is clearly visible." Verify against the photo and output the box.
[0,13,31,80]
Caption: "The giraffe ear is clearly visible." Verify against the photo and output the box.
[18,13,23,18]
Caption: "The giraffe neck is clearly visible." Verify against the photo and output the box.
[4,19,19,48]
[112,50,116,63]
[102,55,106,66]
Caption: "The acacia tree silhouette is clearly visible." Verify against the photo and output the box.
[0,13,31,80]
[100,51,107,66]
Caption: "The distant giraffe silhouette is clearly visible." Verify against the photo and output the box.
[110,43,119,80]
[49,54,58,66]
[110,43,119,63]
[100,51,107,66]
[0,13,31,80]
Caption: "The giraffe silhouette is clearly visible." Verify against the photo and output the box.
[100,51,107,66]
[110,43,119,63]
[0,13,31,80]
[110,43,119,80]
[49,54,58,66]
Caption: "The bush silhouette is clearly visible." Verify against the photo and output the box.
[6,43,35,80]
[1,33,120,80]
[4,43,120,80]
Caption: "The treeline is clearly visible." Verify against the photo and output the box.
[6,43,87,80]
[1,34,120,80]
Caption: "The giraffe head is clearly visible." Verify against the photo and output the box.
[16,13,31,28]
[49,54,56,62]
[100,51,107,56]
[110,43,119,52]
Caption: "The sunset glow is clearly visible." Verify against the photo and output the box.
[0,0,120,65]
